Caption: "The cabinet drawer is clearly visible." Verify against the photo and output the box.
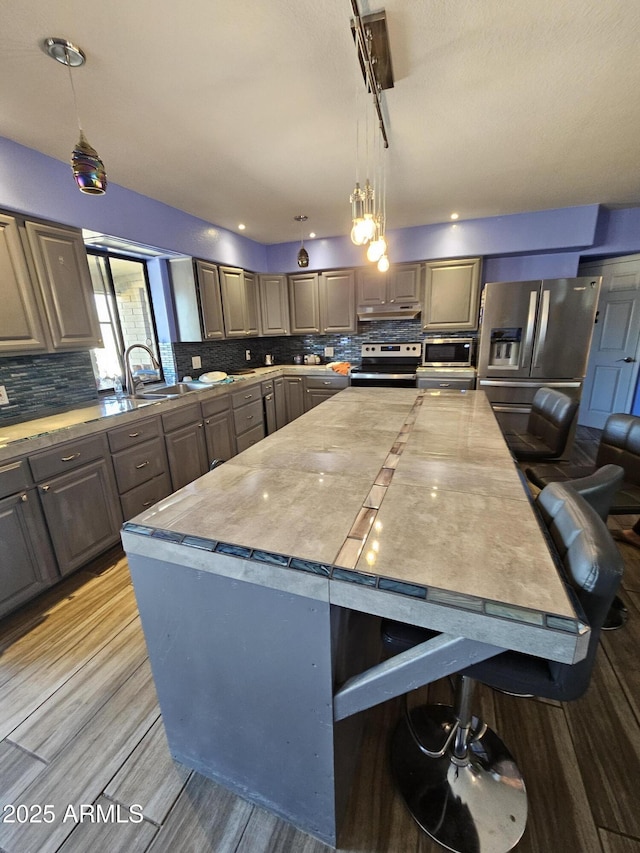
[236,422,266,453]
[233,398,264,435]
[161,402,202,433]
[108,415,161,453]
[120,472,172,521]
[261,380,274,394]
[201,393,231,418]
[0,460,31,498]
[304,375,348,391]
[231,385,261,409]
[112,437,167,494]
[417,378,475,390]
[29,433,110,481]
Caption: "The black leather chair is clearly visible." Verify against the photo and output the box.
[503,386,578,461]
[383,477,624,853]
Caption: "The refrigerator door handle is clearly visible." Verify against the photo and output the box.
[523,290,538,365]
[532,289,551,368]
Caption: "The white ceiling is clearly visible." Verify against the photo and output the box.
[1,0,640,245]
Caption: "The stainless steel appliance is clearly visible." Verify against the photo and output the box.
[422,337,475,367]
[350,342,422,387]
[477,277,601,431]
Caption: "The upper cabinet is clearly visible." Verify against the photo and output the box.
[258,274,290,336]
[422,257,482,332]
[169,258,225,342]
[0,212,102,355]
[357,263,422,307]
[289,270,356,335]
[197,260,226,340]
[219,266,259,338]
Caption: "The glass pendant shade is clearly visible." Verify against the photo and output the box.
[297,245,309,268]
[71,130,107,194]
[377,254,390,273]
[367,235,387,263]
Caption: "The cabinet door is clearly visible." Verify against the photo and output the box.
[37,459,122,575]
[423,257,482,332]
[388,263,422,303]
[25,221,102,350]
[0,489,58,617]
[284,376,305,422]
[288,274,320,334]
[219,266,247,337]
[304,388,337,411]
[0,213,49,354]
[274,377,287,429]
[244,272,259,336]
[356,268,387,306]
[259,275,290,335]
[195,260,225,340]
[264,393,277,434]
[320,269,356,333]
[204,408,237,464]
[165,421,209,491]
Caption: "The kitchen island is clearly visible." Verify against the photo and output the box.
[122,387,587,846]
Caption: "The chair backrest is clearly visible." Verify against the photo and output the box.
[564,464,625,522]
[535,481,623,701]
[596,413,640,486]
[527,387,579,457]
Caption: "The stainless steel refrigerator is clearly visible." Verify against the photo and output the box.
[477,277,601,432]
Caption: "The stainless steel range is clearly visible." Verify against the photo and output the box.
[349,342,422,387]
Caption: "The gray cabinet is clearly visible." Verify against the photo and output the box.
[357,263,422,307]
[0,212,49,354]
[258,274,290,335]
[231,384,265,452]
[29,434,122,575]
[289,273,320,334]
[304,374,349,411]
[170,258,225,342]
[195,260,226,340]
[0,460,58,617]
[283,375,305,422]
[417,376,475,390]
[25,220,102,351]
[202,394,237,465]
[0,213,101,354]
[108,415,171,520]
[422,257,482,332]
[273,377,287,430]
[220,266,259,338]
[162,403,209,491]
[320,269,356,333]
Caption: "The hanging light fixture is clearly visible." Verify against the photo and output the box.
[294,215,309,268]
[43,37,107,195]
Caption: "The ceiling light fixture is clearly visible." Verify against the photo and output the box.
[451,212,459,220]
[238,223,246,230]
[294,215,310,268]
[43,37,107,195]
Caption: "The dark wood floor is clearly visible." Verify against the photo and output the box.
[1,426,639,853]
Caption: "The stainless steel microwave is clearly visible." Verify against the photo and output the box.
[422,337,475,367]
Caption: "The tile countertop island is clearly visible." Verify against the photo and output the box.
[121,387,587,846]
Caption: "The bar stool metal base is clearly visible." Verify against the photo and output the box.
[601,595,628,631]
[391,705,527,853]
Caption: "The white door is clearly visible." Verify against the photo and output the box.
[578,255,640,428]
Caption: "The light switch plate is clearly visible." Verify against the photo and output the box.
[324,346,334,357]
[191,356,202,369]
[0,385,9,406]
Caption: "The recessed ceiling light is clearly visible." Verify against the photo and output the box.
[450,212,459,220]
[309,232,316,239]
[238,223,246,231]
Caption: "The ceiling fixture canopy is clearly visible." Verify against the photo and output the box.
[43,37,107,195]
[294,214,309,268]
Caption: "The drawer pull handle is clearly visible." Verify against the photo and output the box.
[323,381,331,385]
[439,383,451,387]
[41,485,50,492]
[142,501,152,507]
[244,394,253,399]
[21,493,28,503]
[61,452,81,462]
[135,461,150,469]
[247,414,254,420]
[128,431,141,438]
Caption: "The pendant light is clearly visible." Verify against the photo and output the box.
[43,38,107,195]
[294,215,309,268]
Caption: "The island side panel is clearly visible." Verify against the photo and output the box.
[127,551,355,846]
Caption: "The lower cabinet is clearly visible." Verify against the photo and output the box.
[262,380,277,435]
[29,434,122,576]
[283,376,305,422]
[202,395,237,465]
[417,377,475,390]
[0,460,58,617]
[232,384,266,452]
[162,403,209,491]
[304,375,349,411]
[273,377,287,430]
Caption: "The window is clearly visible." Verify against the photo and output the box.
[87,252,162,392]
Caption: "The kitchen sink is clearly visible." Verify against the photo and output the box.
[137,382,199,399]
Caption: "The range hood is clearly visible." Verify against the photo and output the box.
[357,303,421,321]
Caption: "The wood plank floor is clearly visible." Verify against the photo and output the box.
[1,426,639,852]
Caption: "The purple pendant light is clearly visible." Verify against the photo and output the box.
[43,38,107,195]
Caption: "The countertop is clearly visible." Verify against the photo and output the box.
[0,365,336,460]
[123,387,585,665]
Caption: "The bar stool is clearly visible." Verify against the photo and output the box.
[383,478,623,853]
[503,387,578,461]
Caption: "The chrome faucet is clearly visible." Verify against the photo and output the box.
[123,343,160,396]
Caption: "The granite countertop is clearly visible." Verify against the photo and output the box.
[0,364,337,459]
[123,387,584,664]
